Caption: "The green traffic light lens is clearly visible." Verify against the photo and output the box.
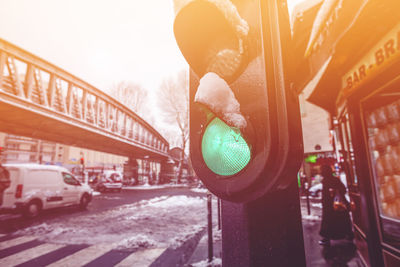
[201,117,251,176]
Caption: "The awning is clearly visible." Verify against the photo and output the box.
[293,0,400,114]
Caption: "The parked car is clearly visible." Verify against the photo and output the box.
[122,176,137,186]
[95,170,123,192]
[309,183,323,198]
[0,164,93,218]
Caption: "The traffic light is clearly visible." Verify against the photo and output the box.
[174,0,303,202]
[80,157,84,165]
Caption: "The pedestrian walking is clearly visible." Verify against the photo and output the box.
[319,164,354,246]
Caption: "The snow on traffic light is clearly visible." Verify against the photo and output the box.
[174,0,303,202]
[195,72,250,176]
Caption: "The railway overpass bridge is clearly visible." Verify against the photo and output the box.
[0,38,170,165]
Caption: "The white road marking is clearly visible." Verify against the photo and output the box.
[46,243,116,267]
[0,236,37,250]
[115,248,166,267]
[0,243,64,266]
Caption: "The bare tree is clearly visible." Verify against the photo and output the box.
[108,81,148,116]
[108,81,158,129]
[158,70,189,183]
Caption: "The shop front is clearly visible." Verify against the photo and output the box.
[293,1,400,266]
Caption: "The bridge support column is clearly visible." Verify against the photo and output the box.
[148,161,161,185]
[123,157,138,185]
[159,158,175,184]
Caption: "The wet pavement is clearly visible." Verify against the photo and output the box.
[301,197,363,266]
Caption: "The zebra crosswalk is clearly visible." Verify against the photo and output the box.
[46,244,117,267]
[0,235,166,267]
[0,243,65,266]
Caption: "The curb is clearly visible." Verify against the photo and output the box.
[149,227,207,267]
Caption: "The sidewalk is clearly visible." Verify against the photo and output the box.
[185,198,364,267]
[301,198,364,266]
[185,227,222,267]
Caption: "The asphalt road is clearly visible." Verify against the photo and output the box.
[0,186,210,267]
[0,186,205,234]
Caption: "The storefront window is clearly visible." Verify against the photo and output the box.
[364,97,400,248]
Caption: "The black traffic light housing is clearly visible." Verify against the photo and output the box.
[174,0,303,202]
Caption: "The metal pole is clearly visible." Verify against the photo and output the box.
[37,140,42,164]
[217,198,221,230]
[207,193,213,264]
[221,182,306,267]
[306,182,311,215]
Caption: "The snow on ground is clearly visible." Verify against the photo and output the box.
[311,203,323,208]
[122,183,191,190]
[191,257,222,267]
[190,226,222,267]
[302,214,320,221]
[17,195,217,251]
[191,187,208,193]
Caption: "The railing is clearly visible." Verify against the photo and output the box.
[0,38,169,156]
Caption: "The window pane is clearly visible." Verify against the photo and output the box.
[364,96,400,249]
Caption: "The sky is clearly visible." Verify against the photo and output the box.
[0,0,187,93]
[0,0,305,137]
[0,0,304,90]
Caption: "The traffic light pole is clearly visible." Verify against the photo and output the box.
[221,181,306,267]
[173,1,306,265]
[218,2,306,264]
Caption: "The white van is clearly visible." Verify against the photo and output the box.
[0,164,93,218]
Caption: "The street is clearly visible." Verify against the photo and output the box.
[0,189,365,267]
[0,186,213,266]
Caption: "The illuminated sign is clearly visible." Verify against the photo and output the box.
[305,154,317,163]
[341,22,400,93]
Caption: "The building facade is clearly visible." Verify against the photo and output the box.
[299,92,335,181]
[0,132,127,169]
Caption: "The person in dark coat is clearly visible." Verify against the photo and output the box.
[319,165,353,246]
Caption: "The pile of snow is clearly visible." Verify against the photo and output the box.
[311,203,323,208]
[302,214,320,221]
[101,196,122,200]
[146,195,204,208]
[191,187,208,193]
[173,0,249,39]
[213,228,222,241]
[195,72,246,129]
[115,234,157,250]
[191,257,222,267]
[209,0,249,37]
[122,183,190,190]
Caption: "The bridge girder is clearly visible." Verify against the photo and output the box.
[0,39,169,160]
